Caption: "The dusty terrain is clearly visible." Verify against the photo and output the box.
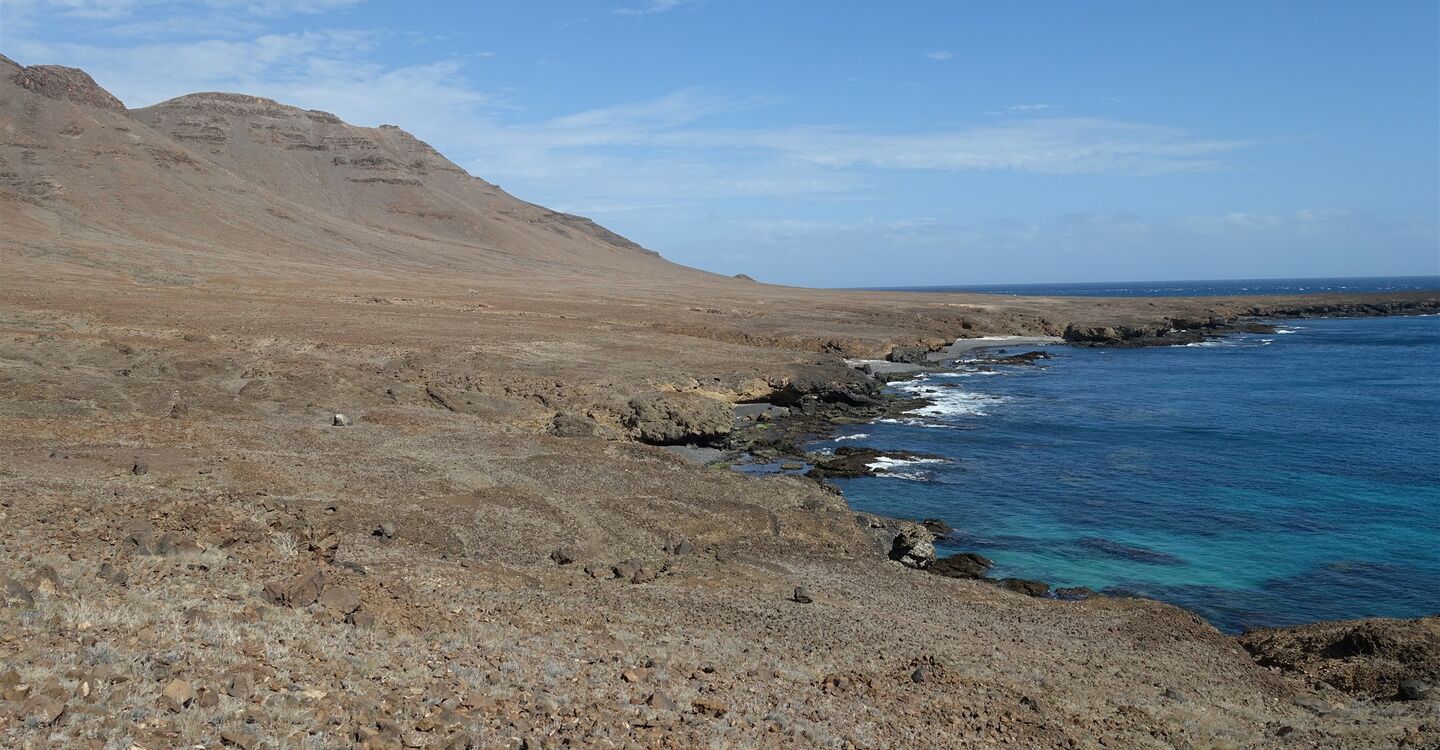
[1,55,1438,748]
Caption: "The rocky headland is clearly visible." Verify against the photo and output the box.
[1,55,1437,748]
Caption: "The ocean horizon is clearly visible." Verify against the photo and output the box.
[861,274,1440,298]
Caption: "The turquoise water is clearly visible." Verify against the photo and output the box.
[819,315,1440,633]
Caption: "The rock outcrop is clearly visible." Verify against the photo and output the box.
[625,392,733,445]
[1238,616,1440,699]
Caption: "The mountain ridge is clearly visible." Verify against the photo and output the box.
[0,54,693,285]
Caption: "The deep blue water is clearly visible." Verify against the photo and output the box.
[871,275,1440,297]
[815,314,1440,633]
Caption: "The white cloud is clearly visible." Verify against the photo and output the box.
[613,0,693,16]
[926,50,953,61]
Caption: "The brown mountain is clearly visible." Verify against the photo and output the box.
[2,54,700,284]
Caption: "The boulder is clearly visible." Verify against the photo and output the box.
[262,569,327,608]
[1398,679,1430,701]
[1,576,34,609]
[888,523,936,569]
[625,392,733,445]
[928,552,993,580]
[792,586,813,604]
[318,586,362,615]
[332,413,353,427]
[550,547,578,565]
[159,678,195,712]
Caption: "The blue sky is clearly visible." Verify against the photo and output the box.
[3,1,1437,286]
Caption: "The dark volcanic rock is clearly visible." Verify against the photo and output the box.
[920,518,953,535]
[806,447,940,479]
[927,552,993,580]
[1054,586,1103,601]
[769,365,881,408]
[995,578,1051,598]
[1238,616,1440,699]
[886,345,931,364]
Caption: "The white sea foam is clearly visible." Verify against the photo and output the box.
[832,433,869,441]
[928,370,1002,378]
[893,378,1009,417]
[1274,328,1300,334]
[867,455,945,480]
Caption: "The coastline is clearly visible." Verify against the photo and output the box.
[714,304,1440,635]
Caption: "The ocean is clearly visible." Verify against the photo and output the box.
[871,275,1440,297]
[815,280,1440,634]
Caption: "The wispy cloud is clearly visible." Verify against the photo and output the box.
[985,103,1063,116]
[613,0,694,16]
[925,50,953,61]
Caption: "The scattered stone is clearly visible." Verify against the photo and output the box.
[20,696,65,726]
[96,561,128,585]
[663,540,694,556]
[550,547,578,566]
[911,666,929,684]
[220,727,260,749]
[159,678,195,711]
[1,575,35,609]
[792,586,813,604]
[262,569,327,608]
[611,558,642,580]
[318,586,361,615]
[1162,687,1187,702]
[131,460,149,475]
[126,521,158,554]
[646,691,676,710]
[373,522,397,540]
[1397,679,1429,701]
[631,566,657,584]
[332,413,353,427]
[223,671,256,699]
[348,611,377,630]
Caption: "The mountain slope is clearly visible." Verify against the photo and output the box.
[0,54,703,284]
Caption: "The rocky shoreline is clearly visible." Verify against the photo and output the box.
[650,310,1440,708]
